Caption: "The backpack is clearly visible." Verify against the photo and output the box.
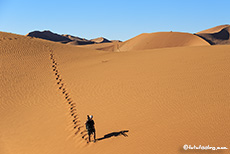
[86,120,94,130]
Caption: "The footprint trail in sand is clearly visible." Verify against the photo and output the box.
[47,46,90,143]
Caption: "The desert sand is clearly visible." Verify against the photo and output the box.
[1,29,230,154]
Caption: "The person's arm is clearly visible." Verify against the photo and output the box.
[85,121,89,129]
[92,120,95,126]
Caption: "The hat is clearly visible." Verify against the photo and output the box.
[89,115,93,119]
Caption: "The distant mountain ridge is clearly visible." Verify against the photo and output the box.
[26,30,115,45]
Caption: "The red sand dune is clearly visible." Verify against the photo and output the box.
[26,30,71,43]
[118,32,210,51]
[26,31,113,46]
[90,37,111,43]
[79,32,210,52]
[1,29,230,154]
[195,25,230,45]
[76,42,122,51]
[66,40,94,45]
[62,34,89,41]
[196,24,230,34]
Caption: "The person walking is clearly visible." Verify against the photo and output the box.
[85,115,96,142]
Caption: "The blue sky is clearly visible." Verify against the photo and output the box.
[0,0,229,41]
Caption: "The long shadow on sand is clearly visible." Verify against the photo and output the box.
[96,130,129,142]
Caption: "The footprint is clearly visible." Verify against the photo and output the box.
[80,130,87,134]
[59,84,64,89]
[78,126,83,130]
[70,106,76,109]
[70,103,75,106]
[102,60,108,63]
[75,130,80,135]
[70,110,77,113]
[74,121,81,124]
[74,124,81,129]
[73,118,80,122]
[82,134,87,139]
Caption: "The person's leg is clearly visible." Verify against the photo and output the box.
[93,129,96,141]
[88,131,91,142]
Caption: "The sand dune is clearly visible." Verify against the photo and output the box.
[90,37,111,43]
[63,34,94,45]
[66,40,94,45]
[26,30,211,52]
[76,41,123,51]
[117,32,210,51]
[79,32,209,52]
[196,24,230,34]
[1,31,230,154]
[26,31,113,46]
[195,25,230,45]
[62,34,89,41]
[26,30,71,43]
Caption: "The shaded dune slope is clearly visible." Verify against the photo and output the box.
[118,32,210,51]
[63,34,95,45]
[66,40,94,45]
[26,31,112,45]
[26,30,71,43]
[195,25,230,45]
[90,37,111,43]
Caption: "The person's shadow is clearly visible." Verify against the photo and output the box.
[96,130,129,142]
